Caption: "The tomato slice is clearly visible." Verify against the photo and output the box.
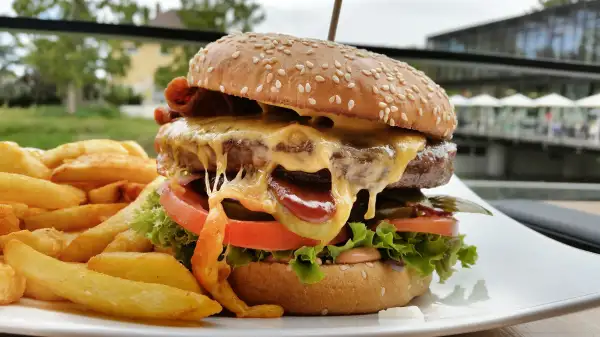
[387,217,458,237]
[159,183,348,250]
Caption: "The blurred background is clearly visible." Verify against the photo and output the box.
[2,0,600,200]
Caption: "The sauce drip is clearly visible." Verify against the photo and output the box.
[268,176,335,224]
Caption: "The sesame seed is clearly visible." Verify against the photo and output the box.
[436,116,441,125]
[278,69,286,76]
[308,98,316,105]
[254,43,263,48]
[427,85,435,92]
[270,86,278,93]
[266,73,273,83]
[306,61,314,68]
[346,65,352,73]
[301,41,309,46]
[411,85,420,93]
[420,97,428,104]
[370,68,376,74]
[335,95,341,104]
[348,99,355,110]
[305,83,311,92]
[390,85,397,94]
[329,96,335,103]
[379,110,384,119]
[334,60,342,68]
[332,75,340,84]
[372,86,380,94]
[378,102,387,108]
[397,94,406,101]
[401,113,408,121]
[321,63,329,69]
[383,110,390,122]
[219,85,225,92]
[295,64,305,71]
[385,107,390,114]
[361,270,367,279]
[341,74,350,83]
[266,49,274,55]
[381,84,390,91]
[265,64,272,70]
[260,53,265,59]
[275,80,282,89]
[407,93,416,101]
[418,108,424,116]
[443,129,449,137]
[321,309,328,316]
[385,96,393,103]
[366,262,374,268]
[240,86,248,95]
[273,40,279,45]
[336,69,344,76]
[306,49,314,55]
[283,49,292,55]
[391,105,398,112]
[252,57,259,64]
[297,84,304,93]
[339,264,350,271]
[207,67,214,73]
[276,45,284,51]
[390,118,396,126]
[231,51,240,59]
[196,79,202,86]
[362,69,371,76]
[194,64,200,72]
[433,106,440,115]
[315,75,325,82]
[374,73,381,79]
[347,82,356,88]
[312,43,319,48]
[381,287,386,297]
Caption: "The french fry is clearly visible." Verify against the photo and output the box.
[154,245,175,255]
[4,240,222,320]
[103,228,153,253]
[22,147,45,161]
[67,182,106,193]
[88,181,127,204]
[0,172,86,209]
[41,139,129,169]
[60,177,164,262]
[0,202,47,220]
[0,141,51,179]
[24,278,65,302]
[88,252,203,294]
[0,205,20,235]
[51,154,158,185]
[120,141,149,159]
[0,229,66,257]
[24,204,127,232]
[0,261,26,305]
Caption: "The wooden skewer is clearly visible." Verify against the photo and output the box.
[327,0,343,41]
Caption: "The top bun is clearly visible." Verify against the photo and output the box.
[186,32,456,139]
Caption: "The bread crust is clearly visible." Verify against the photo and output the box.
[186,32,456,139]
[229,261,432,315]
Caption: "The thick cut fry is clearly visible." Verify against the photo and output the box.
[0,202,47,220]
[120,141,149,159]
[24,278,65,302]
[103,228,153,253]
[88,181,127,204]
[51,154,158,185]
[0,142,51,180]
[0,261,26,305]
[88,252,203,293]
[24,204,127,232]
[4,240,221,320]
[0,229,65,257]
[60,177,164,262]
[23,147,45,160]
[0,172,86,209]
[41,139,129,169]
[0,205,20,235]
[68,182,106,192]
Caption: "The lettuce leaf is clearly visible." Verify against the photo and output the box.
[129,190,198,267]
[290,245,325,284]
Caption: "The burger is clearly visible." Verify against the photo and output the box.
[130,32,491,317]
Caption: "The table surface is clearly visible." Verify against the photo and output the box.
[460,201,600,337]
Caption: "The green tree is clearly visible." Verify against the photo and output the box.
[12,0,150,113]
[538,0,579,8]
[154,0,265,88]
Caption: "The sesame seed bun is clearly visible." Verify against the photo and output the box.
[186,32,456,140]
[228,261,432,315]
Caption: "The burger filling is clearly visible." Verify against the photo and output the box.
[130,77,491,317]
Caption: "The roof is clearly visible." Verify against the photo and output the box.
[149,10,184,29]
[427,1,600,41]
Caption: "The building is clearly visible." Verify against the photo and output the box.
[425,1,600,99]
[114,7,183,104]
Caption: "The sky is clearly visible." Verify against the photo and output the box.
[0,0,540,48]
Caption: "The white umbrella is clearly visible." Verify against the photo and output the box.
[499,93,536,107]
[449,94,469,107]
[576,93,600,108]
[533,93,574,107]
[468,94,500,107]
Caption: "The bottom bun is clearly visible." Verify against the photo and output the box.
[229,261,432,315]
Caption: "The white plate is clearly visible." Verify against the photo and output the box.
[1,175,600,337]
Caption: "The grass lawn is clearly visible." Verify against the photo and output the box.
[0,105,159,155]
